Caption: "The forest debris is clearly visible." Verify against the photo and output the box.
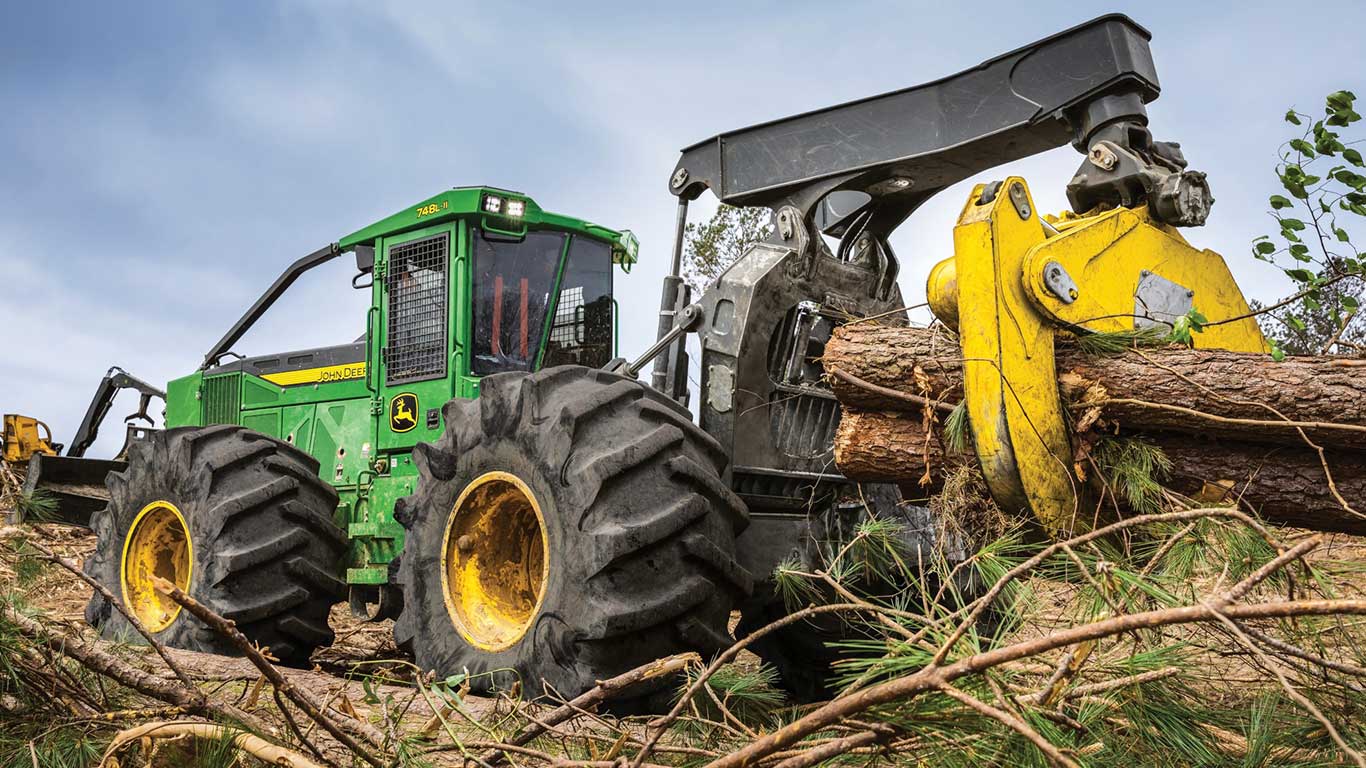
[97,721,325,768]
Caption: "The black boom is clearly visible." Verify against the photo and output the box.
[667,14,1189,233]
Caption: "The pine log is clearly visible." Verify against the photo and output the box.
[834,408,1366,535]
[824,324,1366,451]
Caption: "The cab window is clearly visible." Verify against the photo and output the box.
[543,237,613,368]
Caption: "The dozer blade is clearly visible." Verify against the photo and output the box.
[21,454,124,527]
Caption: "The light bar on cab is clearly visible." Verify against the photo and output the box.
[481,193,526,217]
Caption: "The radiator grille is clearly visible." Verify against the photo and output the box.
[386,233,449,385]
[203,374,241,426]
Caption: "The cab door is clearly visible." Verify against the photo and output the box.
[376,222,461,451]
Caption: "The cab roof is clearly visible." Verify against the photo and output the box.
[338,186,637,264]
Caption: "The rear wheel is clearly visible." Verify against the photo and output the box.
[395,366,751,702]
[84,425,347,665]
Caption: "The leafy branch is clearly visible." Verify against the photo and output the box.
[1252,90,1366,355]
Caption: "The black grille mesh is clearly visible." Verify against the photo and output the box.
[386,234,448,385]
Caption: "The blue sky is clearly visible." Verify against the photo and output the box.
[3,1,1364,455]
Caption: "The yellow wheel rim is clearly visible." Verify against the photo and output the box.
[120,501,192,633]
[440,471,549,651]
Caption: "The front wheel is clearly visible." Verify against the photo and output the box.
[394,366,751,701]
[83,426,347,665]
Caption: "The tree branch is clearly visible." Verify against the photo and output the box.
[151,576,387,768]
[704,599,1366,768]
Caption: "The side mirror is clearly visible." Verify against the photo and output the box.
[353,245,375,273]
[352,246,376,289]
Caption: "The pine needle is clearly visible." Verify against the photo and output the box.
[1074,326,1169,356]
[1093,437,1173,514]
[16,489,57,523]
[944,401,971,453]
[773,556,818,609]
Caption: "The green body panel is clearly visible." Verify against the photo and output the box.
[161,187,631,587]
[165,372,204,428]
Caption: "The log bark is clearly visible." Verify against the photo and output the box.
[824,325,1366,451]
[834,409,1366,535]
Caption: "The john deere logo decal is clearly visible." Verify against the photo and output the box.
[390,393,418,433]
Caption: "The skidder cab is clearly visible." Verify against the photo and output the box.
[81,186,640,667]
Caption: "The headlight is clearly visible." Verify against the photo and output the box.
[506,199,525,217]
[483,195,503,213]
[618,230,639,262]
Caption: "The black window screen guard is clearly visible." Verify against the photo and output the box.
[385,233,449,385]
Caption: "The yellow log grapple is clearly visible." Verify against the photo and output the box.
[927,181,1267,534]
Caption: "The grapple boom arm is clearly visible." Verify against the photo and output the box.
[668,14,1203,235]
[67,366,165,459]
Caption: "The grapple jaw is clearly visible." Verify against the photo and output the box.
[927,178,1266,536]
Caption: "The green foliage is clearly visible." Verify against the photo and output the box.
[1075,326,1168,356]
[764,503,1366,767]
[842,515,919,585]
[1166,308,1208,347]
[0,597,127,768]
[1113,680,1226,764]
[178,728,258,768]
[1253,91,1366,355]
[1092,437,1172,514]
[1242,693,1282,768]
[772,554,818,610]
[681,204,772,294]
[679,663,787,729]
[943,400,970,453]
[16,488,57,523]
[1,731,105,768]
[13,543,46,588]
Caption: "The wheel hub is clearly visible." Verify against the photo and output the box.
[441,472,549,651]
[120,501,192,633]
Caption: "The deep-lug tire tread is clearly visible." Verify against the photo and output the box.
[396,365,752,701]
[84,426,346,667]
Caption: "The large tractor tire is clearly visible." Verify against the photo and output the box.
[84,425,346,666]
[395,366,751,702]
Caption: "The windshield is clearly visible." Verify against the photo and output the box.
[471,229,566,374]
[471,229,617,375]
